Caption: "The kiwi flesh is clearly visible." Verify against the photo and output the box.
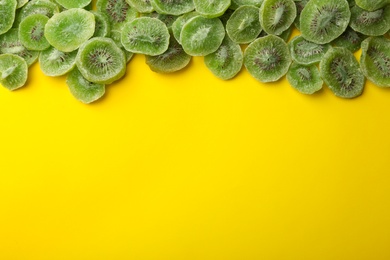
[19,14,50,51]
[15,0,59,27]
[289,35,331,65]
[193,0,231,18]
[91,11,111,38]
[0,0,17,35]
[300,0,351,44]
[150,0,195,16]
[360,36,390,87]
[259,0,297,36]
[331,26,366,53]
[76,37,126,84]
[320,47,365,98]
[0,53,28,91]
[355,0,390,12]
[349,5,390,37]
[55,0,92,9]
[244,35,291,82]
[287,62,323,94]
[96,0,138,30]
[39,46,77,77]
[171,11,198,44]
[126,0,154,13]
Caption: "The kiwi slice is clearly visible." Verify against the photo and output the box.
[320,47,365,98]
[278,25,293,42]
[360,36,390,87]
[180,16,225,56]
[226,5,262,44]
[259,0,297,36]
[0,28,39,66]
[15,0,59,27]
[289,35,331,65]
[39,46,77,77]
[150,0,195,16]
[19,14,50,51]
[17,0,28,9]
[145,35,191,73]
[0,0,17,35]
[91,11,111,38]
[55,0,92,9]
[300,0,351,44]
[219,8,234,25]
[66,68,106,104]
[126,0,154,13]
[231,0,263,8]
[171,11,198,44]
[110,29,134,63]
[121,17,170,56]
[193,0,231,18]
[96,0,138,30]
[142,12,177,32]
[204,35,243,80]
[44,8,95,52]
[355,0,390,12]
[293,0,309,30]
[76,37,126,84]
[286,62,323,94]
[349,5,390,37]
[331,26,366,53]
[0,53,28,91]
[244,34,291,82]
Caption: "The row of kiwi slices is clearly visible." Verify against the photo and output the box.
[1,0,390,103]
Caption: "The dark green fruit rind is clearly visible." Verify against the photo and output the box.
[286,62,323,94]
[320,47,365,98]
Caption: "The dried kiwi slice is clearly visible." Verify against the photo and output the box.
[91,11,111,38]
[110,29,134,62]
[171,11,198,44]
[260,0,296,36]
[96,0,138,30]
[204,35,243,80]
[44,8,95,52]
[145,35,191,73]
[76,37,126,84]
[231,0,263,9]
[289,35,331,65]
[244,34,291,82]
[142,12,177,32]
[320,47,365,98]
[193,0,231,18]
[287,62,323,94]
[15,0,59,27]
[300,0,351,44]
[360,36,390,87]
[0,28,39,66]
[39,46,77,77]
[126,0,154,13]
[66,68,105,104]
[150,0,194,16]
[19,14,50,51]
[0,0,17,35]
[0,53,28,91]
[355,0,390,12]
[293,0,309,30]
[55,0,92,9]
[349,5,390,37]
[180,16,225,56]
[121,17,170,56]
[331,26,366,53]
[226,5,262,44]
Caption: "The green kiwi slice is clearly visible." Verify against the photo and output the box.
[244,34,291,82]
[110,29,134,63]
[96,0,138,30]
[193,0,231,18]
[91,11,111,38]
[289,35,331,65]
[259,0,297,36]
[355,0,390,12]
[19,14,50,51]
[331,26,366,53]
[145,35,191,73]
[300,0,351,44]
[66,68,106,104]
[278,24,293,42]
[226,5,262,44]
[141,12,177,32]
[55,0,92,9]
[180,16,225,56]
[121,17,170,56]
[360,36,390,87]
[39,46,77,77]
[126,0,154,13]
[44,8,95,52]
[0,0,17,35]
[320,47,365,98]
[293,0,309,30]
[349,5,390,37]
[286,62,323,94]
[171,11,198,44]
[16,0,59,27]
[0,28,39,66]
[150,0,195,16]
[76,37,126,84]
[204,35,243,80]
[231,0,263,9]
[0,53,28,91]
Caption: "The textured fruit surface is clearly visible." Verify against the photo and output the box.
[287,62,323,94]
[55,0,92,9]
[0,0,17,35]
[289,35,330,65]
[0,53,27,91]
[331,27,365,53]
[244,35,291,82]
[39,46,77,77]
[349,5,390,36]
[320,47,364,98]
[355,0,390,12]
[44,8,95,52]
[172,11,198,44]
[180,16,225,56]
[226,5,261,44]
[193,0,231,18]
[19,14,50,51]
[121,17,170,56]
[126,0,154,13]
[260,0,296,36]
[150,0,194,16]
[96,0,138,30]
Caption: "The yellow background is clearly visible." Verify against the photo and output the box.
[1,40,390,258]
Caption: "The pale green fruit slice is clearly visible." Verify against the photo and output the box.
[349,5,390,37]
[289,35,331,65]
[91,11,111,38]
[0,53,28,91]
[171,11,198,44]
[0,0,17,35]
[15,0,59,27]
[96,0,138,30]
[259,0,297,36]
[180,16,225,56]
[39,46,77,77]
[193,0,231,18]
[110,29,134,63]
[66,68,106,104]
[55,0,92,9]
[355,0,390,12]
[44,8,95,52]
[126,0,154,13]
[19,14,50,51]
[150,0,195,16]
[286,62,323,94]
